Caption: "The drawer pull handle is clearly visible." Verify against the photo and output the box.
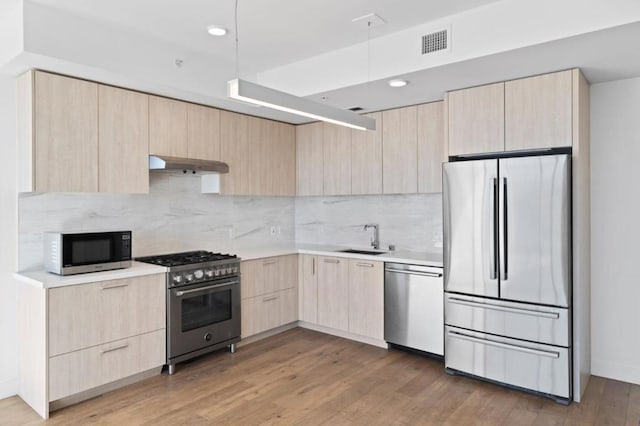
[101,283,129,290]
[447,331,560,359]
[101,343,129,354]
[263,295,278,302]
[263,260,278,266]
[356,262,374,268]
[385,268,442,277]
[447,297,560,319]
[324,259,340,264]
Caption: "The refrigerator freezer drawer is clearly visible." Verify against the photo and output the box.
[445,294,570,347]
[445,326,571,399]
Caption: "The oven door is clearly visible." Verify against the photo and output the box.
[167,278,241,360]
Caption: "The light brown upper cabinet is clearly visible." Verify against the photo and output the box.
[187,103,220,161]
[149,95,188,158]
[98,85,149,193]
[19,71,99,192]
[382,105,418,194]
[505,70,572,150]
[296,122,324,196]
[351,112,382,195]
[323,123,352,196]
[220,110,295,196]
[448,82,505,156]
[417,101,446,193]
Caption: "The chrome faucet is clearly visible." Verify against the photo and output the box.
[364,224,380,249]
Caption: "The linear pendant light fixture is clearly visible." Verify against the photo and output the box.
[227,79,376,130]
[226,0,375,131]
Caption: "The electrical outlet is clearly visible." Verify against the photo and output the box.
[277,226,281,234]
[270,226,277,236]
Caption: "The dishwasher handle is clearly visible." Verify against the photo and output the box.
[385,268,442,278]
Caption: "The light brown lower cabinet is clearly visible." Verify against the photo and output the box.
[240,255,298,338]
[348,259,384,340]
[49,329,165,402]
[300,254,384,342]
[18,273,166,419]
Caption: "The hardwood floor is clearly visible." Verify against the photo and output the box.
[1,328,638,425]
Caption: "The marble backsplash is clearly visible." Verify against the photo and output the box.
[295,193,443,253]
[18,172,294,271]
[19,172,443,270]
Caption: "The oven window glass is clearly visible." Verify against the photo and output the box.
[72,239,112,264]
[181,289,232,332]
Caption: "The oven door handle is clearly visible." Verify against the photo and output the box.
[175,280,239,297]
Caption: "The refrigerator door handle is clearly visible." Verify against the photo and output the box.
[447,330,560,359]
[489,178,498,280]
[446,297,561,319]
[501,177,509,281]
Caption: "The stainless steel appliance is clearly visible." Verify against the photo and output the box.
[443,152,572,404]
[384,263,444,356]
[44,230,132,275]
[135,251,241,375]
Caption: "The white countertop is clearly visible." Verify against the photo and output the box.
[15,245,442,289]
[236,244,443,268]
[14,261,168,289]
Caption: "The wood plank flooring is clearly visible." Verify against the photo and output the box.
[1,328,638,425]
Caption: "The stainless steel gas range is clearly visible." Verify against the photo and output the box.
[136,251,241,375]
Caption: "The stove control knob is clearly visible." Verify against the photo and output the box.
[214,269,221,277]
[219,268,227,276]
[227,267,233,274]
[184,273,194,283]
[172,274,183,284]
[232,266,239,274]
[205,269,214,278]
[194,269,204,280]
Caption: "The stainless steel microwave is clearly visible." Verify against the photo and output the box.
[44,231,132,275]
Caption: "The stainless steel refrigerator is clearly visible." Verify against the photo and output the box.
[443,153,572,404]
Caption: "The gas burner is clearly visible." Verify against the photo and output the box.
[135,250,237,267]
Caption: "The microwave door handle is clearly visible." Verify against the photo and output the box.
[175,280,239,297]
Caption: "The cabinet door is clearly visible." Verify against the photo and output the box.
[317,256,349,331]
[296,123,324,196]
[298,255,318,323]
[187,103,220,161]
[98,85,149,193]
[448,82,505,156]
[49,329,165,402]
[505,70,572,150]
[351,112,382,194]
[48,274,165,356]
[34,71,98,192]
[279,288,298,326]
[323,123,352,195]
[348,260,384,340]
[262,120,296,196]
[241,255,298,299]
[220,111,260,195]
[382,106,418,193]
[241,292,281,337]
[149,96,188,157]
[417,101,445,193]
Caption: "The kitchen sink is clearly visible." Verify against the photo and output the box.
[337,249,387,255]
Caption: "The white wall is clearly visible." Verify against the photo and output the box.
[591,76,640,385]
[0,75,18,398]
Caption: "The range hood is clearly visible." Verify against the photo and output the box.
[148,155,229,174]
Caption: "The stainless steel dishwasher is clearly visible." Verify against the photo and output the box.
[384,262,444,355]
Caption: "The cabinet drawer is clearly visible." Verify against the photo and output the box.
[241,288,297,338]
[445,326,570,398]
[241,255,297,299]
[49,329,165,401]
[49,274,165,356]
[444,294,569,347]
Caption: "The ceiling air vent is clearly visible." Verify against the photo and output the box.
[422,29,448,54]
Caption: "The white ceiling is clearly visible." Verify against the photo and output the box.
[29,0,500,75]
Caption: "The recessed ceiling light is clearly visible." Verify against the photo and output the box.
[207,25,227,36]
[388,79,408,88]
